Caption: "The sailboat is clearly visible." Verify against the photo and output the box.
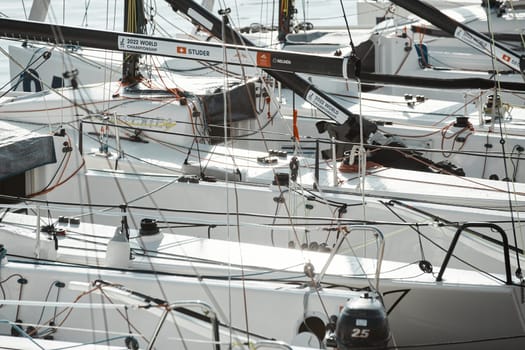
[2,106,525,285]
[160,0,525,103]
[3,0,525,183]
[1,103,525,349]
[0,4,524,347]
[0,194,525,349]
[1,2,525,275]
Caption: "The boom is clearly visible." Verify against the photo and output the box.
[0,9,524,125]
[0,16,359,125]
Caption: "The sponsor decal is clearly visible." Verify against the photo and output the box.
[187,48,210,56]
[272,56,292,65]
[306,90,346,124]
[118,36,159,53]
[118,116,177,129]
[454,27,489,53]
[176,46,210,57]
[257,52,272,68]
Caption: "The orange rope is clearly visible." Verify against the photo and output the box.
[292,108,299,141]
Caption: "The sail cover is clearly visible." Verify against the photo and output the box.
[201,81,257,124]
[0,129,56,180]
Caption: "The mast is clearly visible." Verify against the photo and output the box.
[278,0,296,43]
[28,0,51,21]
[122,0,147,85]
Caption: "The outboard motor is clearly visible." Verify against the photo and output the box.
[330,292,391,349]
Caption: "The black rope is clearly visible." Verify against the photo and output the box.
[495,124,522,277]
[338,0,355,51]
[481,4,522,278]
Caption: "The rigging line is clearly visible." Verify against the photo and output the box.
[270,0,276,48]
[0,194,431,226]
[511,145,523,182]
[218,10,252,345]
[7,253,374,293]
[48,283,148,342]
[484,6,523,276]
[482,132,490,178]
[394,33,414,75]
[94,287,154,347]
[357,73,367,236]
[362,160,525,197]
[0,46,48,95]
[43,9,110,119]
[499,159,523,274]
[389,199,524,254]
[484,4,503,98]
[194,131,206,178]
[0,43,94,115]
[364,133,522,161]
[5,253,310,286]
[337,0,354,50]
[381,200,513,285]
[270,194,283,247]
[40,134,73,190]
[212,10,352,311]
[291,183,362,209]
[204,11,326,251]
[380,201,439,264]
[50,134,74,183]
[92,283,280,346]
[114,9,253,333]
[97,156,235,328]
[339,228,377,292]
[81,0,92,27]
[194,7,300,151]
[133,250,308,281]
[27,157,85,198]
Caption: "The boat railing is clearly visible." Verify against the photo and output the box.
[316,225,385,291]
[148,299,220,350]
[79,280,221,350]
[0,317,132,349]
[1,319,47,349]
[1,295,222,350]
[436,222,513,285]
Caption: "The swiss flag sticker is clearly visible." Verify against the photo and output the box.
[502,54,511,62]
[257,52,271,68]
[177,46,187,54]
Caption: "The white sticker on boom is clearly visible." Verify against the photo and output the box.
[118,36,161,54]
[454,27,519,71]
[305,90,347,124]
